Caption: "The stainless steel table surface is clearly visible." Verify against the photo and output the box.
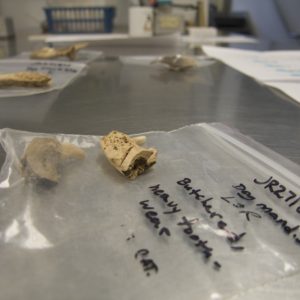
[0,52,300,167]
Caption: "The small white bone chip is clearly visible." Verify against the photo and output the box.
[132,135,146,145]
[21,138,85,187]
[100,131,157,180]
[0,71,51,87]
[30,43,88,61]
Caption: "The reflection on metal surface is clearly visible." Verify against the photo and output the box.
[150,67,215,85]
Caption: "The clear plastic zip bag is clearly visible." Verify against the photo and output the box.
[0,59,86,97]
[0,124,299,300]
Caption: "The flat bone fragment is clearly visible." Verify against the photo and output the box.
[0,71,51,87]
[30,43,88,61]
[100,131,157,180]
[153,54,197,71]
[21,137,85,187]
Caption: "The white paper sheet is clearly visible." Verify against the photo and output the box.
[182,35,258,44]
[0,59,86,98]
[202,46,300,104]
[266,82,300,103]
[202,46,300,81]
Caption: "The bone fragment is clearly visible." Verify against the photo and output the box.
[100,131,157,180]
[153,54,197,71]
[0,72,51,87]
[31,43,88,61]
[21,137,85,187]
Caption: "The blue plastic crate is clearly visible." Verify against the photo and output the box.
[44,7,115,34]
